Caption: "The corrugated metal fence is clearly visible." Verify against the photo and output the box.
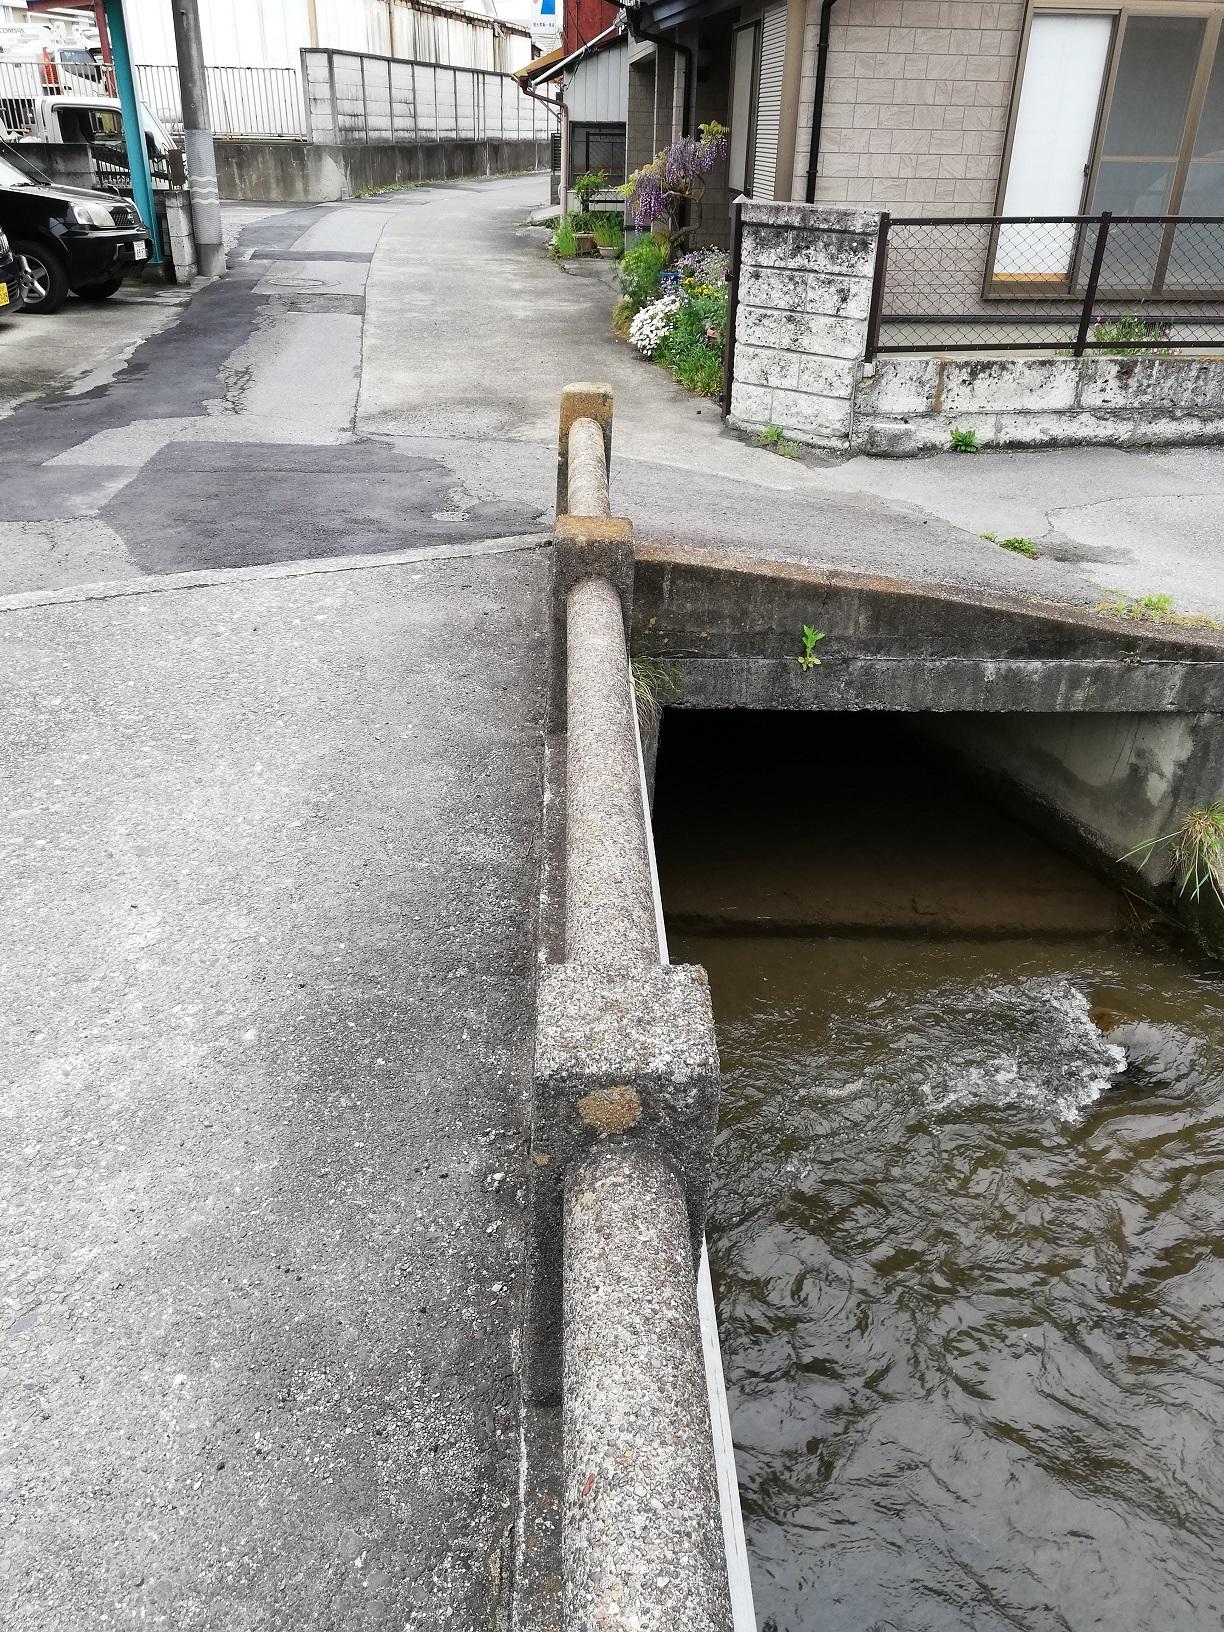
[302,49,552,145]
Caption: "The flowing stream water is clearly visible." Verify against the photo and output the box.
[657,714,1224,1632]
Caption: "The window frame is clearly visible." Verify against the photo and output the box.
[728,20,762,197]
[991,2,1224,296]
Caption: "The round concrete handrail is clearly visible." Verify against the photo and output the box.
[564,575,658,966]
[563,1143,734,1632]
[567,416,612,518]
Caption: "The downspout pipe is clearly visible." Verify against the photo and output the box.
[624,7,693,137]
[804,0,840,204]
[518,77,567,200]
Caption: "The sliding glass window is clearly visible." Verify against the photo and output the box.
[1001,6,1224,292]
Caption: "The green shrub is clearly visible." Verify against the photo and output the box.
[656,288,726,363]
[1089,315,1174,355]
[574,169,607,211]
[619,237,666,308]
[950,427,979,452]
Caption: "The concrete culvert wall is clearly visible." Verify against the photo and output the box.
[632,546,1224,946]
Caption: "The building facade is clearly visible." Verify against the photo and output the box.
[623,1,1224,240]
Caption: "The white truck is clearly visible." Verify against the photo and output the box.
[1,89,178,161]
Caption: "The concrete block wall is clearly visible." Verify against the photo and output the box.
[791,0,1024,209]
[729,200,880,447]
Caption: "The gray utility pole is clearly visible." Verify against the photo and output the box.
[170,0,224,278]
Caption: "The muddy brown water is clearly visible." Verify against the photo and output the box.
[656,713,1224,1632]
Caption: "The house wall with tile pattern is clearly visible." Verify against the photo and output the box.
[790,0,1026,212]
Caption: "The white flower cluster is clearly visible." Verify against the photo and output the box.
[629,293,682,356]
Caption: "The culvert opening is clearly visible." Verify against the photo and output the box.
[653,707,1224,1632]
[652,708,1136,939]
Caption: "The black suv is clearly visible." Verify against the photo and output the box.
[0,146,153,315]
[0,222,23,315]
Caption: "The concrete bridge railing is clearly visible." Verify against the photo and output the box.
[526,385,735,1631]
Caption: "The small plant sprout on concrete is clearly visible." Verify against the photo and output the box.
[950,427,979,453]
[757,423,801,458]
[1095,593,1222,629]
[1120,801,1224,910]
[980,531,1038,557]
[797,626,825,670]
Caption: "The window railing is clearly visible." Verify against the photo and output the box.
[865,212,1224,357]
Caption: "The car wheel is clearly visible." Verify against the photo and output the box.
[74,277,125,302]
[15,241,69,315]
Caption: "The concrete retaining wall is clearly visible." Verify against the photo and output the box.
[214,136,548,202]
[728,200,1224,456]
[857,353,1224,454]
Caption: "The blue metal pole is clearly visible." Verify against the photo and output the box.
[102,0,162,262]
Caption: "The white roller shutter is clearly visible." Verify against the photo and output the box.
[752,5,788,200]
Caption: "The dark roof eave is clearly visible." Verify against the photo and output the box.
[631,0,742,33]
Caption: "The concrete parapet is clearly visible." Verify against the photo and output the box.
[565,576,657,967]
[563,1144,733,1632]
[550,385,635,732]
[529,385,733,1625]
[526,960,721,1399]
[213,137,549,204]
[556,383,615,518]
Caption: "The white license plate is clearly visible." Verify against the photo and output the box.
[133,242,147,262]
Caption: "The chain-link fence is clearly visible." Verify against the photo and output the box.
[867,214,1224,356]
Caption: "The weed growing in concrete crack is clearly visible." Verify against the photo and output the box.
[980,531,1038,557]
[950,427,979,453]
[797,625,825,670]
[630,656,680,734]
[1095,592,1222,629]
[758,423,801,458]
[1120,801,1224,909]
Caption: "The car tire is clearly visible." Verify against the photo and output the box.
[74,277,125,302]
[15,241,69,315]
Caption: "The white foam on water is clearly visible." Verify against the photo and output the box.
[912,978,1127,1123]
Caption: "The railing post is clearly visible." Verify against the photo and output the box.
[1074,210,1112,357]
[721,195,745,420]
[864,210,891,363]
